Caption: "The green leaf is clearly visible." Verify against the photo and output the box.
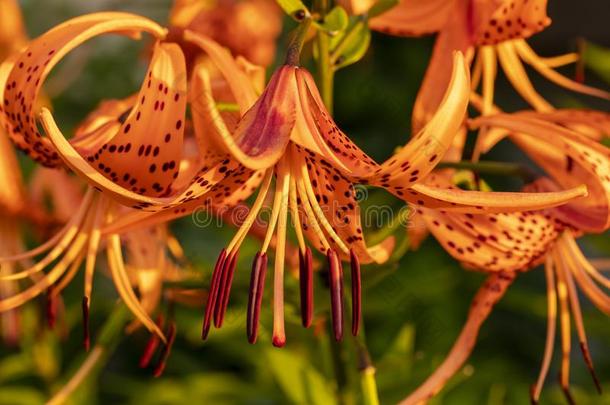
[276,0,311,21]
[331,21,372,70]
[265,348,335,405]
[368,0,399,18]
[316,6,349,34]
[583,41,610,84]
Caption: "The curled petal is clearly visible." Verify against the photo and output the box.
[81,42,187,197]
[473,114,610,232]
[375,52,470,187]
[2,12,166,166]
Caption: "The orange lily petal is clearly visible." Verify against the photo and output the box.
[220,65,296,170]
[81,42,187,197]
[420,196,559,272]
[473,114,610,232]
[294,145,394,264]
[2,12,166,166]
[374,52,470,187]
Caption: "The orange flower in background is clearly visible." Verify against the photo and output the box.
[398,112,610,403]
[370,0,610,130]
[169,0,283,66]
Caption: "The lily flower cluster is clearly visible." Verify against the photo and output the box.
[0,0,609,403]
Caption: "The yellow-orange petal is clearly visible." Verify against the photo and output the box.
[408,181,587,213]
[1,12,166,167]
[293,145,394,264]
[184,30,259,113]
[421,206,558,272]
[369,0,454,37]
[70,96,137,154]
[374,52,470,188]
[474,114,610,232]
[81,42,187,197]
[0,0,27,60]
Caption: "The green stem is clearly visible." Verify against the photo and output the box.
[353,324,380,405]
[437,160,536,181]
[315,0,334,112]
[47,303,130,405]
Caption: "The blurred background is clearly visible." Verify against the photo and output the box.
[1,0,610,404]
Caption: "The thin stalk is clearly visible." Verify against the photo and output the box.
[47,303,130,405]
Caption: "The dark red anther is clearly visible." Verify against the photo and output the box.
[153,322,176,378]
[299,247,314,328]
[46,291,57,330]
[215,250,239,328]
[139,315,164,368]
[82,297,90,351]
[350,249,361,337]
[247,252,268,344]
[580,341,602,394]
[327,249,344,341]
[202,249,226,340]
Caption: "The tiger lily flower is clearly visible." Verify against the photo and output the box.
[169,0,282,67]
[399,113,610,403]
[128,25,587,346]
[369,0,610,130]
[404,189,610,404]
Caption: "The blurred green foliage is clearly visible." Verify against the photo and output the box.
[2,1,610,405]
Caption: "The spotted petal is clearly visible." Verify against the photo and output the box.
[1,12,166,167]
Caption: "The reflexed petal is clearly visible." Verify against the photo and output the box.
[81,42,187,197]
[421,202,559,272]
[474,114,610,232]
[70,96,136,154]
[374,52,470,186]
[369,0,454,37]
[2,12,166,166]
[184,30,259,113]
[409,181,587,213]
[0,0,27,60]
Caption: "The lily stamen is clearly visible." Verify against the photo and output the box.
[299,247,313,328]
[246,252,268,344]
[327,249,344,341]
